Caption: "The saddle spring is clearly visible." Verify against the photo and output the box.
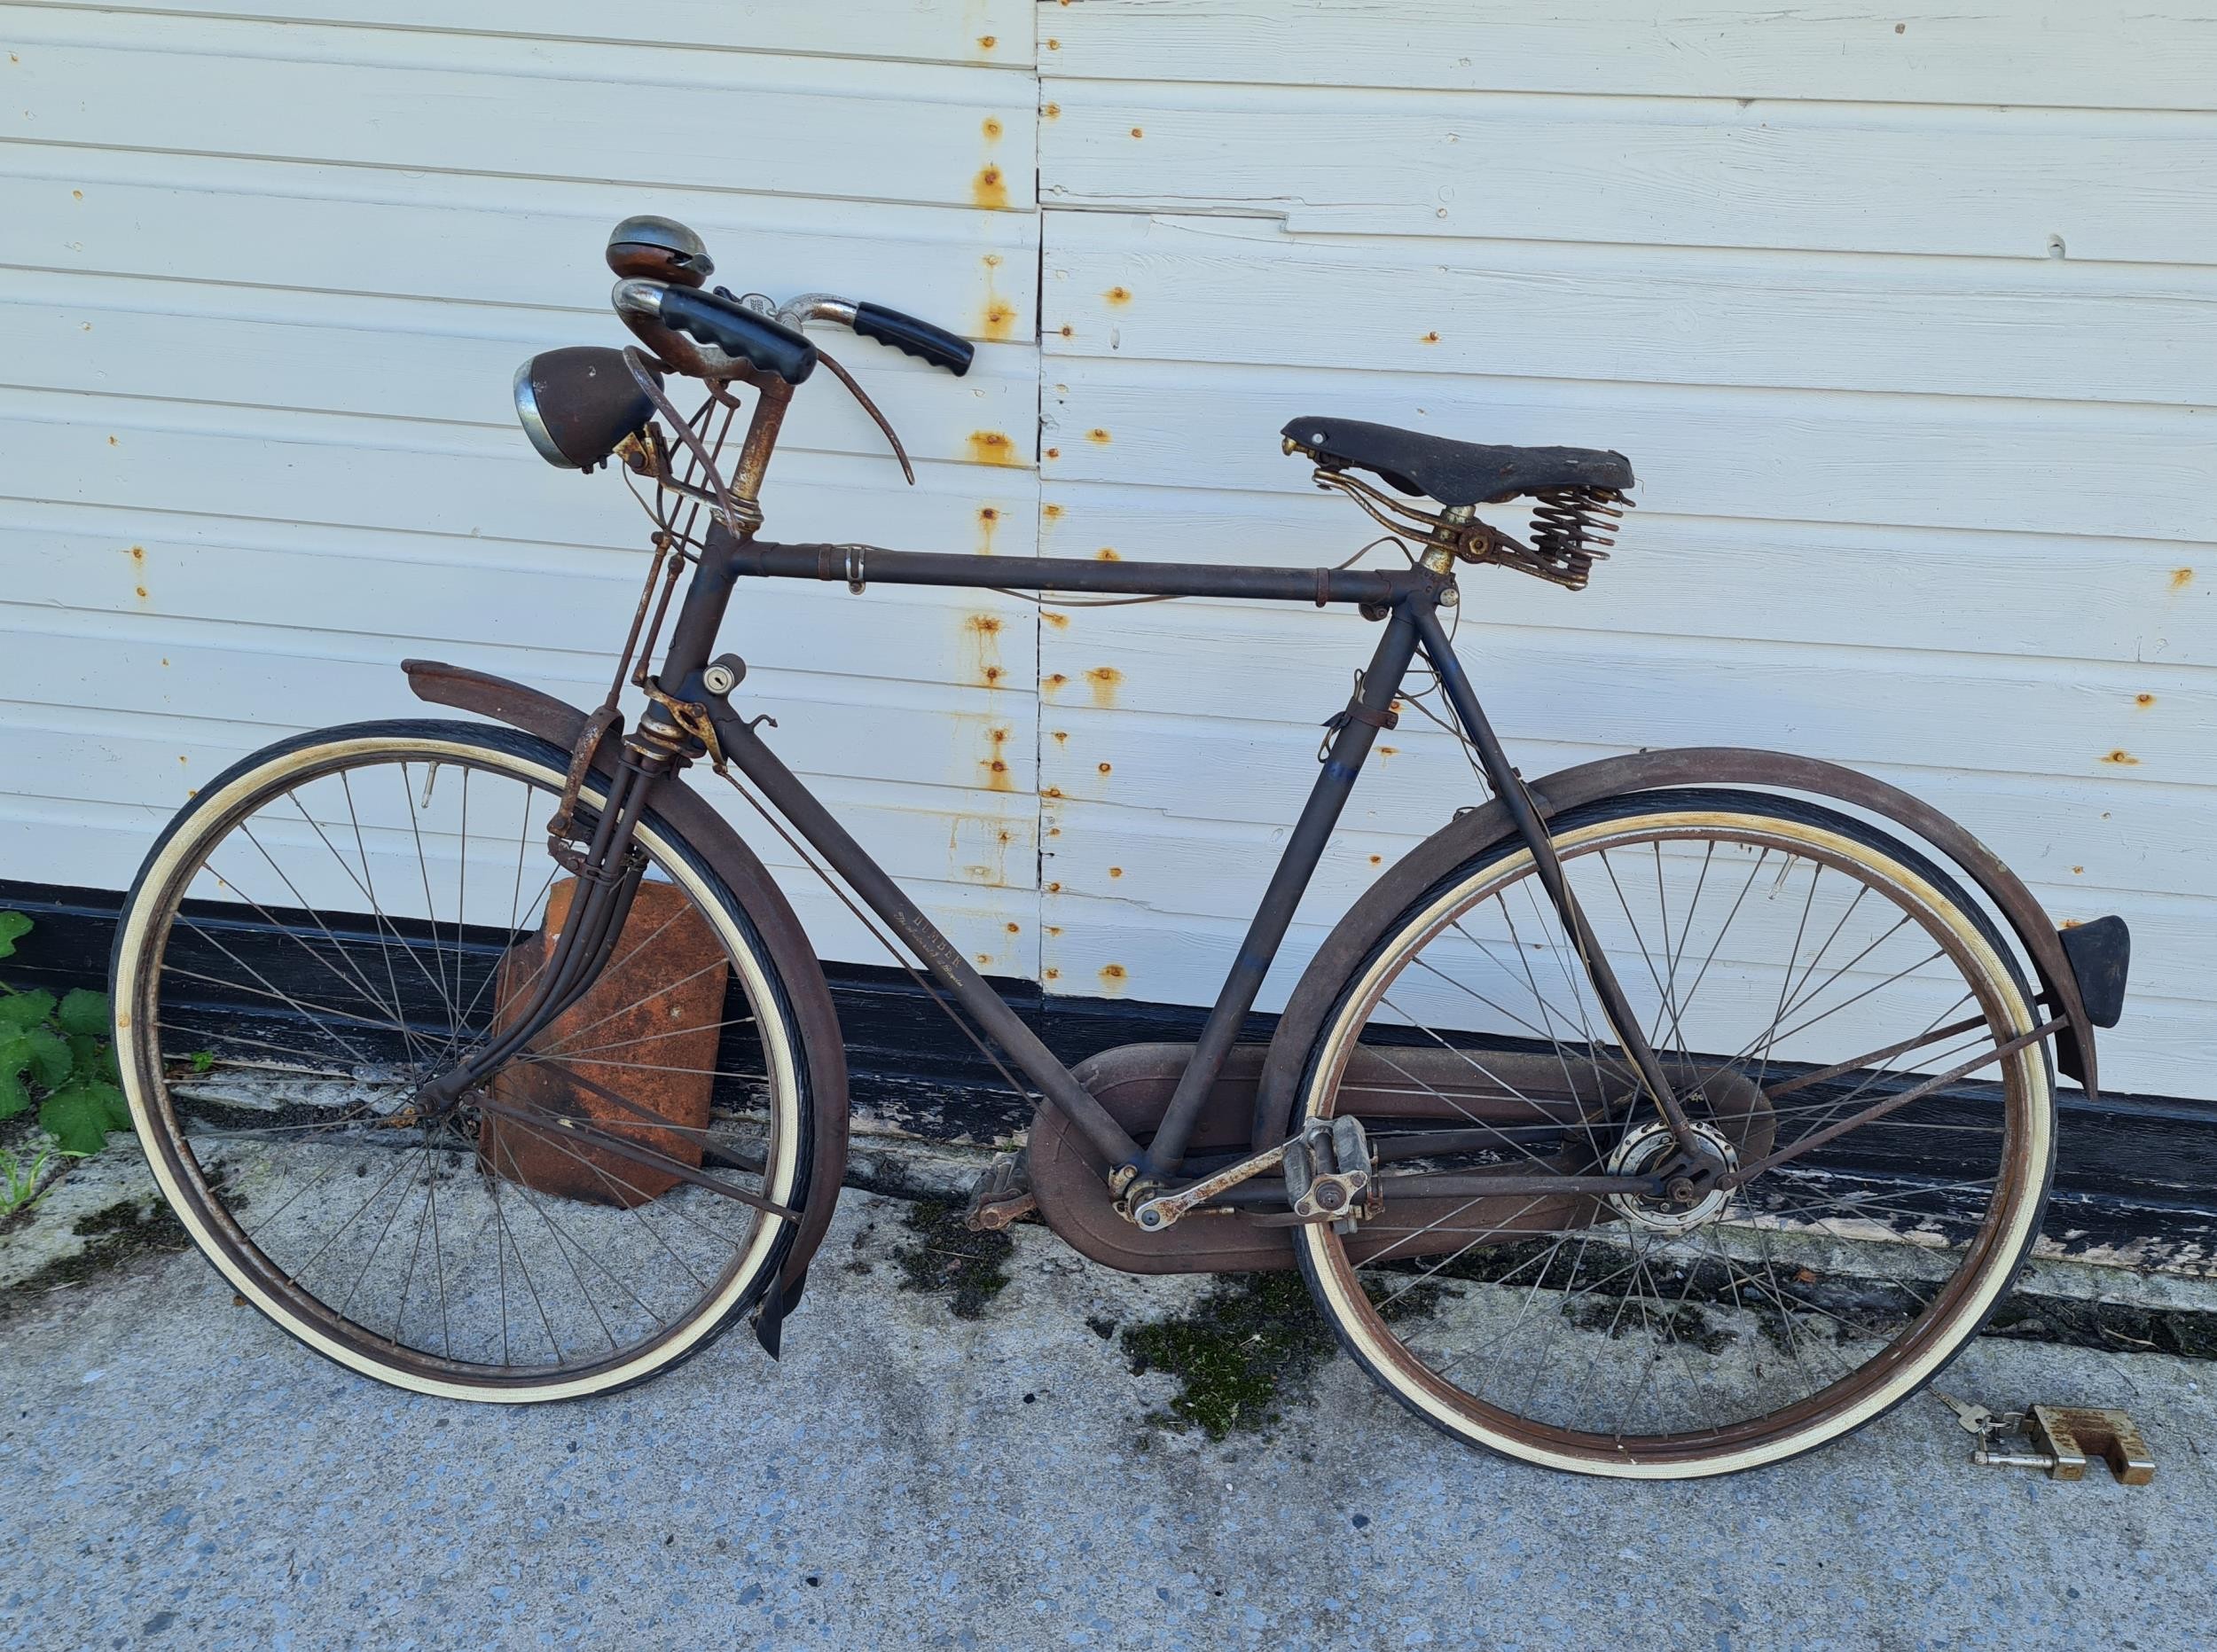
[1525,486,1632,590]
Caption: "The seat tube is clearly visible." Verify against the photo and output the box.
[1141,602,1423,1176]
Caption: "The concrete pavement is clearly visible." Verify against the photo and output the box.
[1,1175,2210,1650]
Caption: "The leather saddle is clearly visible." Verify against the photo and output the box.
[1283,416,1633,506]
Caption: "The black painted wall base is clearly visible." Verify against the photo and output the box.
[6,879,2213,1268]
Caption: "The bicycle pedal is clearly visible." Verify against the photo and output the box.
[1285,1116,1373,1232]
[963,1151,1037,1233]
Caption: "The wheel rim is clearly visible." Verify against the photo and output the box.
[114,733,803,1397]
[1298,804,2049,1475]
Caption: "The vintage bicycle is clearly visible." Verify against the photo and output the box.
[110,216,2130,1477]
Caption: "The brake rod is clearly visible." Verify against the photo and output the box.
[473,1093,799,1221]
[1717,1016,2065,1192]
[1759,1014,1992,1102]
[1199,1170,1660,1209]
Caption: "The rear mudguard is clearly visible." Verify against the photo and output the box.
[1253,746,2110,1150]
[401,661,848,1348]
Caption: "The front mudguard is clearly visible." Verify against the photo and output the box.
[401,660,849,1348]
[1254,746,2113,1149]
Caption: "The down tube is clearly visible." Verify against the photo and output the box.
[703,704,1148,1175]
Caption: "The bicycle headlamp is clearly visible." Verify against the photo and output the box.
[512,346,658,470]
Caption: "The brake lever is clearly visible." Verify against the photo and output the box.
[813,345,914,486]
[772,292,915,486]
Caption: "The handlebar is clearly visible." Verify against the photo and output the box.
[607,217,975,388]
[616,280,818,386]
[851,303,974,376]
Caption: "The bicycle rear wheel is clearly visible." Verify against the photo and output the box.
[112,720,812,1401]
[1292,790,2053,1476]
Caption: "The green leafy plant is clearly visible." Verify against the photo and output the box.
[0,911,129,1158]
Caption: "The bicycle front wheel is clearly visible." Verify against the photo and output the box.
[1292,789,2053,1476]
[112,720,813,1401]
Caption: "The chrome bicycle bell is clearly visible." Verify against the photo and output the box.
[605,215,714,288]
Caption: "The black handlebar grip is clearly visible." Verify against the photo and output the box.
[853,302,975,377]
[655,286,818,386]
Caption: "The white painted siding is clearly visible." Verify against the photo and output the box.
[1034,3,2216,1100]
[0,2,1044,975]
[2,2,2212,1099]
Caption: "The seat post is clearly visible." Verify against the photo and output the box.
[1421,504,1474,574]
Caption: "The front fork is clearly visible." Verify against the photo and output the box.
[410,735,671,1114]
[414,383,796,1116]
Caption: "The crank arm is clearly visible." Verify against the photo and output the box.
[1128,1139,1292,1231]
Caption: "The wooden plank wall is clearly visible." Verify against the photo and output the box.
[1034,2,2217,1100]
[3,2,2213,1104]
[0,2,1046,977]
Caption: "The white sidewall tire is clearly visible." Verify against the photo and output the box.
[113,727,809,1403]
[1293,805,2054,1479]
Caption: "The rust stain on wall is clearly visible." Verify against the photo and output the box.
[2099,749,2140,766]
[948,815,1012,886]
[2135,693,2156,709]
[1086,665,1122,707]
[972,166,1008,211]
[966,612,1006,689]
[978,249,1014,341]
[982,725,1015,791]
[1043,613,1069,631]
[967,430,1018,466]
[1098,963,1127,995]
[1087,427,1112,444]
[2171,568,2195,591]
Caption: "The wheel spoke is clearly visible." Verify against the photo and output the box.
[121,738,801,1390]
[1298,802,2044,1469]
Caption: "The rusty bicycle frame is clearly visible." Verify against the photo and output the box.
[406,364,2110,1287]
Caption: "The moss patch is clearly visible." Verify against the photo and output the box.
[1120,1273,1333,1440]
[0,1198,191,1319]
[892,1198,1013,1319]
